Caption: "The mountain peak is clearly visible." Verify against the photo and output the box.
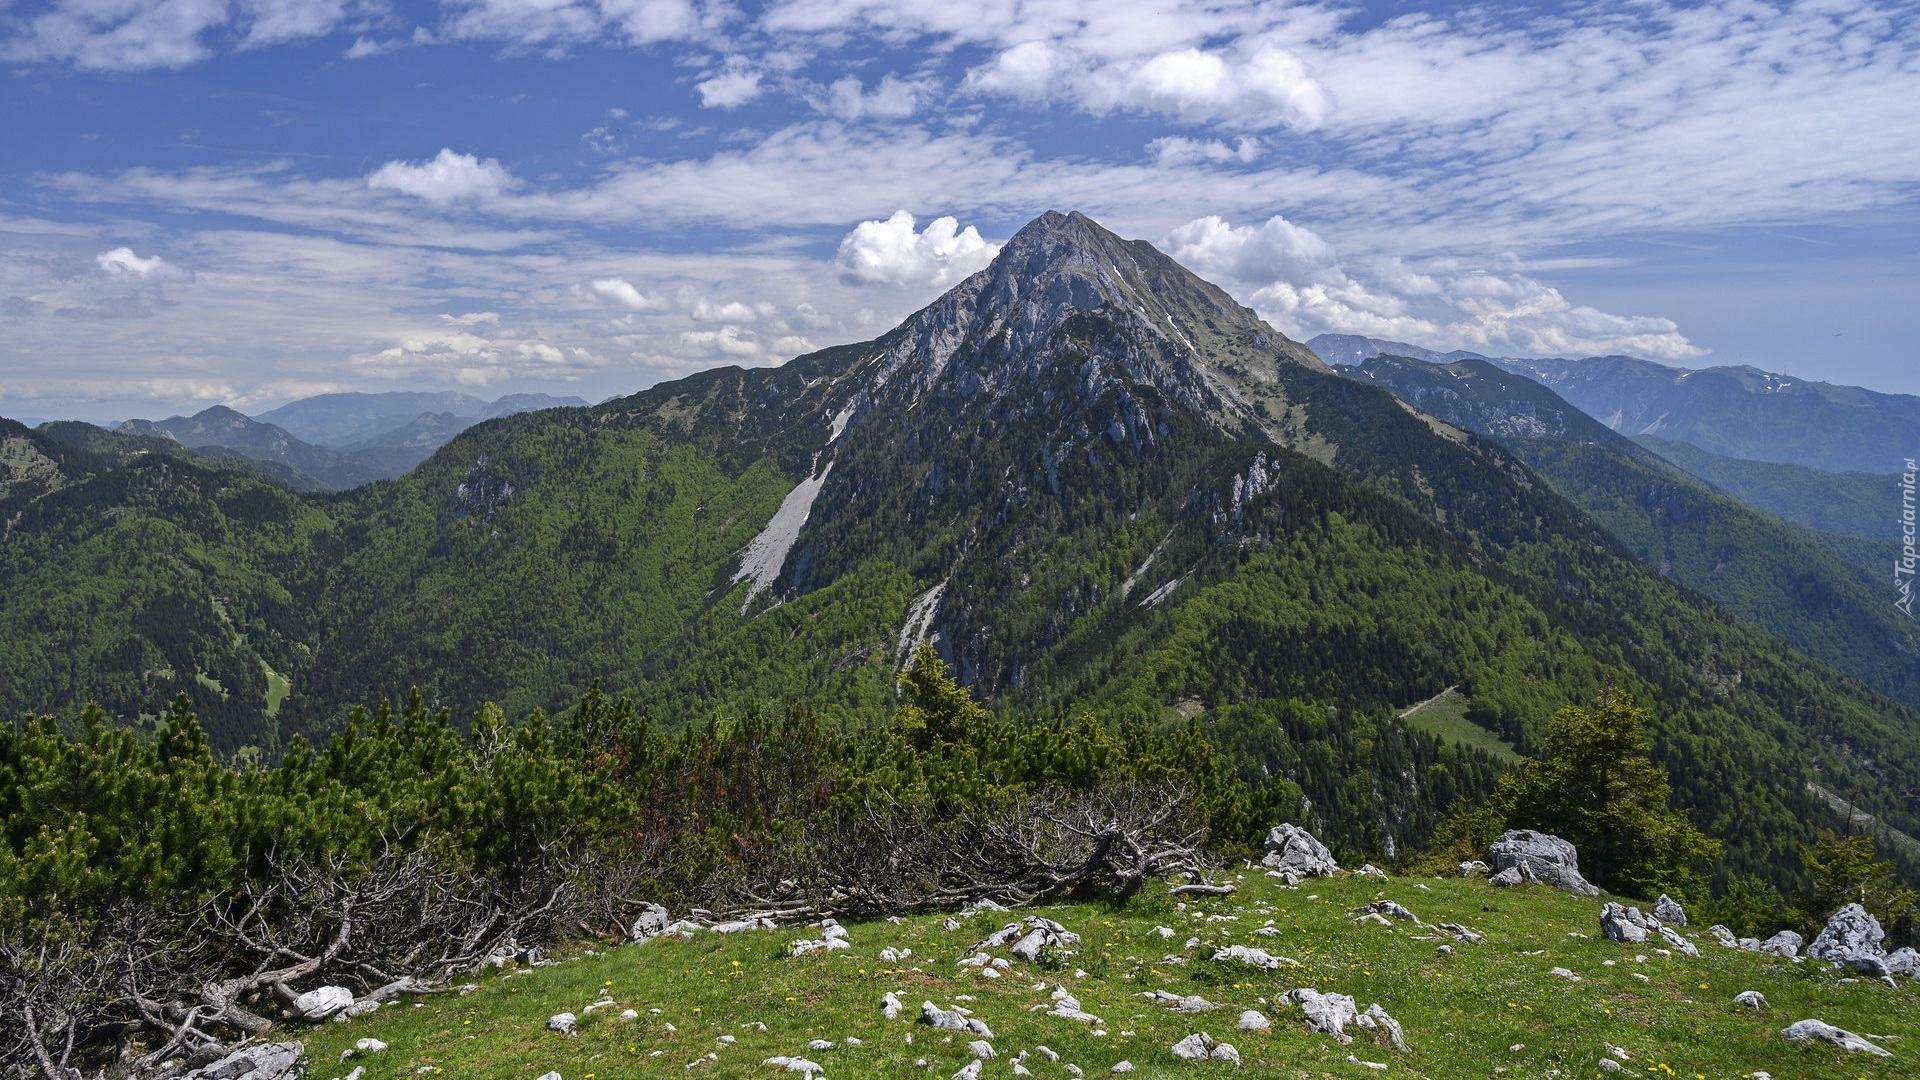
[849,210,1331,444]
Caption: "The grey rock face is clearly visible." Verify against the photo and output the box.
[1360,1004,1409,1052]
[1807,904,1887,972]
[1168,1032,1238,1064]
[920,1001,972,1032]
[629,902,671,941]
[1658,926,1699,957]
[1261,823,1339,876]
[185,1042,305,1080]
[1887,946,1920,977]
[1652,894,1687,926]
[1287,988,1360,1044]
[1758,930,1802,958]
[1707,924,1737,947]
[1488,830,1598,896]
[1488,866,1525,888]
[1780,1019,1890,1056]
[1599,902,1661,944]
[292,985,354,1021]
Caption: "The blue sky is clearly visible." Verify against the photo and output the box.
[2,0,1917,422]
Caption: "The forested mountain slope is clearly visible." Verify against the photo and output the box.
[1343,354,1920,714]
[3,212,1918,887]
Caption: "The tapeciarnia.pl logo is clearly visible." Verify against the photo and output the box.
[1899,458,1918,619]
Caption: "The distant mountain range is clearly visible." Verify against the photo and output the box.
[3,210,1916,889]
[1307,333,1919,475]
[102,392,589,490]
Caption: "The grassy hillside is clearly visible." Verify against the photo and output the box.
[297,874,1915,1080]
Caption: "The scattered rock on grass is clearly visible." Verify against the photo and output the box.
[1599,903,1660,945]
[1169,1032,1239,1064]
[630,902,671,941]
[1780,1019,1891,1056]
[1734,991,1766,1009]
[1212,945,1292,970]
[1236,1010,1270,1032]
[546,1013,577,1036]
[1287,988,1359,1044]
[1807,904,1890,975]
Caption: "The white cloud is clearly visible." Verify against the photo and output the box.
[1163,213,1703,361]
[587,277,668,310]
[367,150,517,205]
[95,247,192,282]
[967,42,1327,131]
[816,74,932,121]
[0,0,366,71]
[697,55,763,108]
[834,210,999,287]
[680,325,761,358]
[1147,136,1261,167]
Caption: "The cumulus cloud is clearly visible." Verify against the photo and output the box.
[586,277,667,310]
[816,74,933,121]
[1163,214,1703,361]
[351,320,606,387]
[1147,135,1261,166]
[680,325,760,358]
[834,211,999,288]
[367,150,517,205]
[697,55,763,108]
[95,247,192,281]
[968,43,1328,131]
[2,0,362,71]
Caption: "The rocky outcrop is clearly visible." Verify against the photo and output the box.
[1652,894,1687,926]
[1807,904,1890,975]
[1487,830,1598,896]
[1599,902,1661,944]
[629,902,671,941]
[1261,823,1339,877]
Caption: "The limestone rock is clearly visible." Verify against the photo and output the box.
[629,902,671,942]
[1758,930,1802,958]
[1780,1019,1890,1056]
[1658,926,1699,957]
[1350,900,1420,925]
[1887,946,1920,977]
[882,992,904,1020]
[1599,902,1661,945]
[1488,830,1598,896]
[711,916,776,934]
[1260,823,1339,877]
[184,1041,305,1080]
[1169,1032,1238,1064]
[1359,1004,1408,1052]
[764,1057,824,1075]
[1211,945,1291,970]
[1110,1063,1134,1074]
[546,1012,577,1035]
[1236,1010,1271,1032]
[1733,991,1766,1009]
[967,1040,996,1059]
[292,986,354,1021]
[1458,860,1490,876]
[1807,904,1888,974]
[974,917,1081,964]
[1652,894,1687,926]
[1287,988,1359,1044]
[921,1000,971,1031]
[1708,924,1737,947]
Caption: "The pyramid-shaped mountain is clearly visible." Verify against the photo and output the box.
[3,211,1917,875]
